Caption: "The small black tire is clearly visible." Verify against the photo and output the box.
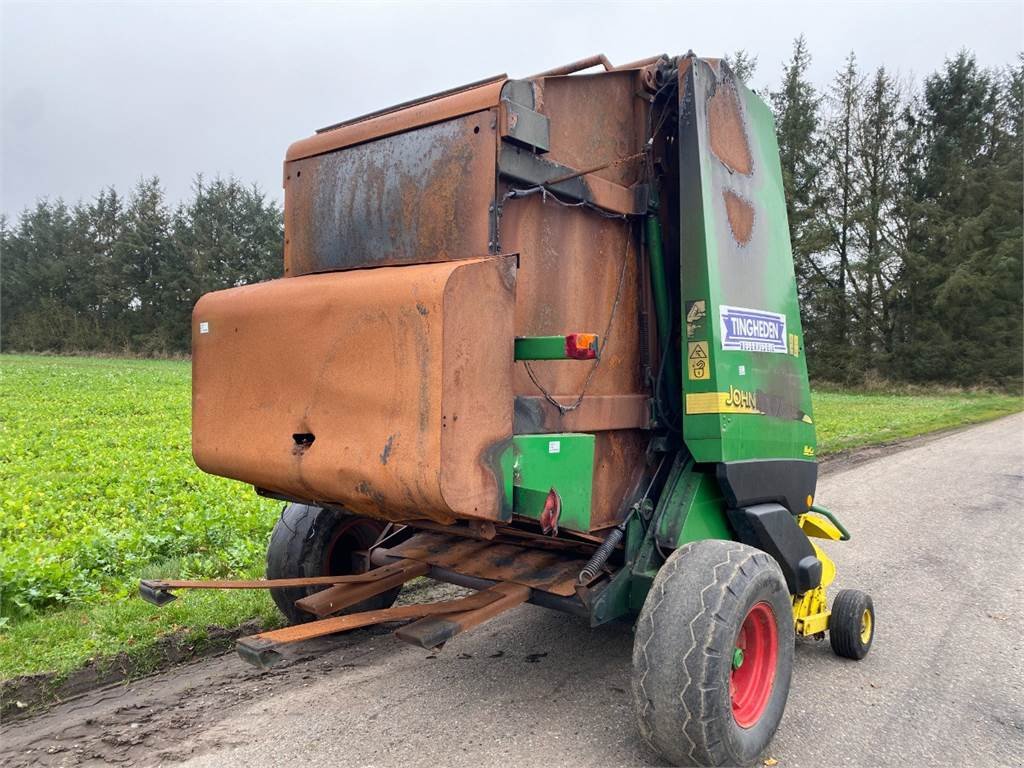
[829,589,874,660]
[265,503,399,625]
[632,539,794,767]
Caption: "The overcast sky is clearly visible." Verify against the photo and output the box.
[2,0,1021,217]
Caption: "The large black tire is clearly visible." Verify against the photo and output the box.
[829,588,874,660]
[266,503,400,625]
[632,540,795,767]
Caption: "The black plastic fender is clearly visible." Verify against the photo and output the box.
[726,503,821,594]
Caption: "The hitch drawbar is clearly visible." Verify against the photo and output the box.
[138,559,531,667]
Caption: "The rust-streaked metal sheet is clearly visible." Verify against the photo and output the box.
[513,394,649,433]
[499,195,649,528]
[286,76,506,162]
[381,531,588,596]
[284,111,497,276]
[192,256,515,524]
[540,70,647,188]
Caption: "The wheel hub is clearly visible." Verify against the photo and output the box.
[730,601,778,728]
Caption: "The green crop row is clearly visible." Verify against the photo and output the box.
[0,355,279,621]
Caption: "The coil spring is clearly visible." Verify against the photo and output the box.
[578,524,626,584]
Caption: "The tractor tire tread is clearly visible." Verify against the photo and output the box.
[632,539,793,767]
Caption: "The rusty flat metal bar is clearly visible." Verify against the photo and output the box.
[235,589,505,668]
[138,560,423,607]
[395,582,530,649]
[294,560,430,618]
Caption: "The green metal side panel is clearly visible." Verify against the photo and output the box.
[654,457,732,549]
[678,58,817,465]
[509,433,595,532]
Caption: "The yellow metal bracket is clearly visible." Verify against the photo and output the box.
[791,535,837,636]
[797,512,843,541]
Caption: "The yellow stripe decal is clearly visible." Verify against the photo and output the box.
[685,389,762,415]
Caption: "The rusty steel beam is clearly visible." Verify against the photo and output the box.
[294,560,430,618]
[395,582,530,649]
[235,589,508,668]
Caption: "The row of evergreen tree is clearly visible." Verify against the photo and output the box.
[1,178,283,354]
[730,41,1022,385]
[1,42,1021,383]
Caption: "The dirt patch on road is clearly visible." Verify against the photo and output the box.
[1,621,267,722]
[0,581,470,767]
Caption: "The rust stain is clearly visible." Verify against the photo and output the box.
[707,79,752,175]
[723,190,754,245]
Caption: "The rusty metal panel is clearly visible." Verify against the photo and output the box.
[513,394,649,434]
[192,256,515,524]
[539,70,646,188]
[284,111,497,276]
[498,195,648,529]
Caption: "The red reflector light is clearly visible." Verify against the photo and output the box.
[565,333,598,360]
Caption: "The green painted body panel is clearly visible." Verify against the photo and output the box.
[678,59,817,466]
[587,455,735,625]
[655,457,732,548]
[509,433,595,533]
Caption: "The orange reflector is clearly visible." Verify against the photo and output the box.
[565,333,598,360]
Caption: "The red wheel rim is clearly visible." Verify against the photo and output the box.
[730,601,778,728]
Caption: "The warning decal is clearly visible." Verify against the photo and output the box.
[686,299,707,339]
[687,341,710,380]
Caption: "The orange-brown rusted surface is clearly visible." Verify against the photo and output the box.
[499,195,649,528]
[513,394,649,434]
[243,588,508,647]
[380,531,589,596]
[294,560,430,618]
[707,78,753,176]
[285,76,506,162]
[723,189,755,245]
[197,56,667,536]
[192,256,515,524]
[541,70,647,188]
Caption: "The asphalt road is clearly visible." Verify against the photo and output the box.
[4,414,1023,767]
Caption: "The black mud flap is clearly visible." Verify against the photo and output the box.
[726,503,821,594]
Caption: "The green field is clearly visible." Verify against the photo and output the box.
[1,354,1020,682]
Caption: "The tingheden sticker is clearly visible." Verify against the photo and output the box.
[719,305,787,354]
